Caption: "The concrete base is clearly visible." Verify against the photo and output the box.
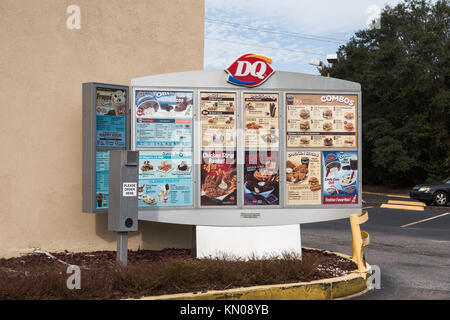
[195,225,301,259]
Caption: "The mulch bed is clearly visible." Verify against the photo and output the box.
[0,248,357,300]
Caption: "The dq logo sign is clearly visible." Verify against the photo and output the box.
[225,54,275,87]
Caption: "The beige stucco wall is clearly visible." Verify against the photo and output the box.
[0,0,204,258]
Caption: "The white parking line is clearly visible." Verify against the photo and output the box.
[362,206,373,210]
[400,212,450,228]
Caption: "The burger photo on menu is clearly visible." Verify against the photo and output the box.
[300,120,310,131]
[344,137,354,147]
[308,177,321,191]
[300,136,310,145]
[244,151,279,206]
[323,122,333,131]
[344,122,354,132]
[300,109,310,119]
[201,151,237,206]
[344,112,354,120]
[323,109,333,119]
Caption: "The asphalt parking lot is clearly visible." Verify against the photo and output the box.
[301,193,450,299]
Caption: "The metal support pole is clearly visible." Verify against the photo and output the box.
[117,231,128,265]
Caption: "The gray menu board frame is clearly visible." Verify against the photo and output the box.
[126,70,361,226]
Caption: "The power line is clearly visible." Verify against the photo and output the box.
[205,18,347,43]
[205,37,324,56]
[205,18,345,42]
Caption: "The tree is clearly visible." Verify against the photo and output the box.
[324,0,450,187]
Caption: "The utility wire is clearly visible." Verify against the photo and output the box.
[205,37,324,56]
[205,18,347,43]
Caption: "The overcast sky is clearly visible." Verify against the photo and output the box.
[204,0,409,74]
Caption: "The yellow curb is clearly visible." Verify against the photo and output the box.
[388,200,426,206]
[380,204,424,211]
[126,248,372,301]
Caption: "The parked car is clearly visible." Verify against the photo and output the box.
[410,177,450,206]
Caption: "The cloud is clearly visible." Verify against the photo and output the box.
[204,0,410,73]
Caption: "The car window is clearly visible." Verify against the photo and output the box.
[446,179,450,184]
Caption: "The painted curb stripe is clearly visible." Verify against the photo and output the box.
[380,204,424,211]
[388,200,426,206]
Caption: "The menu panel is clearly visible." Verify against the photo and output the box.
[243,93,279,149]
[201,151,237,206]
[322,151,358,204]
[244,151,279,206]
[286,94,357,148]
[135,90,193,147]
[200,92,237,149]
[286,151,322,205]
[96,87,126,147]
[138,151,193,207]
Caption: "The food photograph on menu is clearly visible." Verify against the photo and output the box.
[286,151,322,205]
[138,151,193,207]
[201,151,237,206]
[96,87,126,147]
[322,151,358,204]
[200,92,237,149]
[135,90,193,147]
[243,93,279,149]
[286,94,357,148]
[244,151,279,206]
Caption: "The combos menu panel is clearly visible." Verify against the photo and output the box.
[286,94,357,149]
[285,94,358,206]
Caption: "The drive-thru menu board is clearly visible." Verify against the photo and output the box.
[84,71,361,226]
[286,94,357,148]
[135,90,193,147]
